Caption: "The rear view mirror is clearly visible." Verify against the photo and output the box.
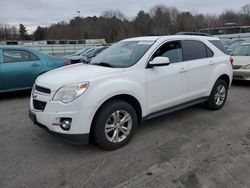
[149,56,170,68]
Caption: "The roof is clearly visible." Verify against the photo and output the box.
[122,36,161,42]
[122,35,219,42]
[241,42,250,45]
[175,32,212,36]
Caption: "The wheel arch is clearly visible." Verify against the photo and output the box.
[217,74,230,88]
[90,94,143,136]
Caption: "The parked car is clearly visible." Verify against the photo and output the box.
[231,43,250,80]
[221,39,234,50]
[66,46,109,64]
[0,47,71,93]
[65,48,89,57]
[29,35,233,150]
[227,39,246,54]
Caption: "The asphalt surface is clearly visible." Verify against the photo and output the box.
[0,81,250,188]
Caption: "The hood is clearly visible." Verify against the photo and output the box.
[36,63,123,91]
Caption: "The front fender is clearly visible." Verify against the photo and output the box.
[78,74,147,133]
[85,78,146,114]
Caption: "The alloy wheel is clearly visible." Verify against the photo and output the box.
[105,110,132,143]
[214,85,226,106]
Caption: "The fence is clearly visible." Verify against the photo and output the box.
[22,44,98,56]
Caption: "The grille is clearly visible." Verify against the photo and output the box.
[33,99,47,111]
[233,65,242,70]
[35,85,51,94]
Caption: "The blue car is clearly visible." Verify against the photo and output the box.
[0,47,70,93]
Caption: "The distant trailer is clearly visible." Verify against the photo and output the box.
[199,26,250,40]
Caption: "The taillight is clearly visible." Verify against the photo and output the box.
[230,56,234,66]
[64,61,72,66]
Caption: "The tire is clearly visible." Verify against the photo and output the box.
[93,100,138,150]
[206,79,228,110]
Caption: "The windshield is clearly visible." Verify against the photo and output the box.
[90,41,155,68]
[232,44,250,56]
[228,40,245,51]
[80,47,96,57]
[75,48,87,55]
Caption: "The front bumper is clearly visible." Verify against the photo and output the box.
[29,110,89,145]
[29,85,97,145]
[233,69,250,80]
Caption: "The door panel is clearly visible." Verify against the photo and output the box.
[0,65,3,90]
[146,40,188,114]
[146,63,188,114]
[186,58,213,100]
[0,50,3,90]
[1,49,42,90]
[181,40,214,100]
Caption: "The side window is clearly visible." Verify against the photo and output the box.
[182,40,208,61]
[206,46,214,57]
[209,40,227,54]
[151,41,183,63]
[30,52,39,61]
[3,50,38,63]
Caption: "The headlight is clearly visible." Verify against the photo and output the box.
[53,82,89,103]
[242,64,250,69]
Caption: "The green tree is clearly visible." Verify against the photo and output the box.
[133,11,153,36]
[33,26,46,40]
[19,24,28,40]
[150,5,172,35]
[241,4,250,24]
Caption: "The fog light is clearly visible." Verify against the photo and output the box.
[60,118,72,131]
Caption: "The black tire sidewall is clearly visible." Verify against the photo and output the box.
[207,79,228,110]
[93,100,138,150]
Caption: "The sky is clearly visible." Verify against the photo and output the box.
[0,0,249,33]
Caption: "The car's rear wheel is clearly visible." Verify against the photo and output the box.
[93,100,138,150]
[206,79,228,110]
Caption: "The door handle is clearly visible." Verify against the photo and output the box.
[31,63,39,67]
[179,67,187,73]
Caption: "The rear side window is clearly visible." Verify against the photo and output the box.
[209,40,227,54]
[30,53,39,60]
[206,46,214,57]
[182,40,208,61]
[3,49,39,63]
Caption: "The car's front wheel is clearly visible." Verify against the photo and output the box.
[93,100,138,150]
[206,79,228,110]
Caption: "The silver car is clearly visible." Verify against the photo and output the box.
[231,43,250,80]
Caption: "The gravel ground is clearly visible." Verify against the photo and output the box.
[0,81,250,188]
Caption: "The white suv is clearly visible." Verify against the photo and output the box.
[29,35,233,150]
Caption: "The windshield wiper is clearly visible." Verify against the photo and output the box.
[93,62,114,67]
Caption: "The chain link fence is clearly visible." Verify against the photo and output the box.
[22,44,98,56]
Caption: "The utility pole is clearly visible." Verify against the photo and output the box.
[77,10,80,17]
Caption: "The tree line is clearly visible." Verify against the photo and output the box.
[1,4,250,43]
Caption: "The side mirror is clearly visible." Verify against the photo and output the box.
[149,57,170,68]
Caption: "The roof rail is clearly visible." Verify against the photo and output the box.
[175,32,212,36]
